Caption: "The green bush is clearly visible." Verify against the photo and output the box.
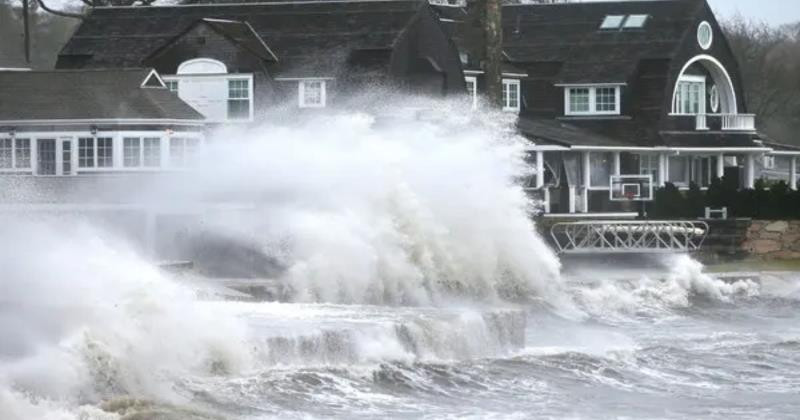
[649,177,800,220]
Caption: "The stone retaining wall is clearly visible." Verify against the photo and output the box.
[742,220,800,260]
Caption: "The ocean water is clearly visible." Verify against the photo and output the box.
[1,102,798,419]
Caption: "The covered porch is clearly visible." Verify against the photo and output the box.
[526,146,794,216]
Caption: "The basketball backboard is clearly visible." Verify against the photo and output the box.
[610,175,653,201]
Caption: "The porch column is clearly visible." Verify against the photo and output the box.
[543,188,551,213]
[658,154,667,186]
[791,156,797,191]
[716,153,725,179]
[535,150,545,189]
[613,152,621,176]
[745,154,756,189]
[582,151,591,213]
[568,186,576,213]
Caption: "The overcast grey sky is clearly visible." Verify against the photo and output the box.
[707,0,800,26]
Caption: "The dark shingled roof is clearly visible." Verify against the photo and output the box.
[659,132,763,149]
[517,117,632,148]
[503,0,703,83]
[0,69,204,121]
[59,1,429,77]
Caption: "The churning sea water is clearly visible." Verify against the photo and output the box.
[1,101,798,419]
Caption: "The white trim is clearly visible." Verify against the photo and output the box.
[564,86,621,116]
[698,21,714,50]
[464,76,478,110]
[671,55,737,115]
[769,150,800,156]
[140,69,167,89]
[542,212,639,219]
[502,72,528,78]
[0,119,204,126]
[177,58,228,75]
[244,21,279,62]
[463,70,484,75]
[275,77,335,81]
[555,82,626,87]
[502,78,521,112]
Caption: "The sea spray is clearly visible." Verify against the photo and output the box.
[0,220,252,419]
[149,101,563,305]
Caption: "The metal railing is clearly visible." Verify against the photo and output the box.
[550,220,709,254]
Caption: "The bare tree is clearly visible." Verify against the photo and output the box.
[723,16,800,145]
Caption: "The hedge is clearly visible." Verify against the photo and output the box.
[648,178,800,220]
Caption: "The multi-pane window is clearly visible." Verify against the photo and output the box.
[97,137,113,168]
[568,88,591,114]
[566,86,620,115]
[0,138,31,169]
[673,77,705,114]
[78,137,113,168]
[465,76,477,109]
[170,137,200,167]
[79,137,95,168]
[299,80,326,108]
[123,137,162,168]
[227,79,250,120]
[165,80,178,93]
[502,79,520,112]
[143,138,161,167]
[124,137,141,167]
[595,87,618,112]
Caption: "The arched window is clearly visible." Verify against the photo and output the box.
[177,58,228,75]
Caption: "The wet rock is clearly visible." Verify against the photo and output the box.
[750,239,782,254]
[765,221,789,233]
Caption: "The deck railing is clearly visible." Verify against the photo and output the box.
[692,114,756,131]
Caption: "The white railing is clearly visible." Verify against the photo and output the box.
[550,220,709,254]
[695,114,708,130]
[721,113,756,131]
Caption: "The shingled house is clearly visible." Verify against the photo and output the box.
[56,0,465,123]
[0,69,204,178]
[436,0,800,215]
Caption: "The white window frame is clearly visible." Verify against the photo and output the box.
[0,137,32,171]
[77,136,114,169]
[227,78,252,121]
[161,73,254,123]
[465,76,478,110]
[502,78,521,112]
[638,154,660,179]
[671,75,706,115]
[123,136,163,170]
[698,21,713,50]
[168,135,203,168]
[299,80,327,108]
[564,86,621,116]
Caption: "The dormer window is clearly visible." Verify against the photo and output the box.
[299,80,326,108]
[564,86,621,116]
[672,75,705,115]
[502,79,520,112]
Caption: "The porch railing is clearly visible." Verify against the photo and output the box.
[693,114,756,132]
[721,113,756,131]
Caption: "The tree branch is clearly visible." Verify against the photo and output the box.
[36,0,84,19]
